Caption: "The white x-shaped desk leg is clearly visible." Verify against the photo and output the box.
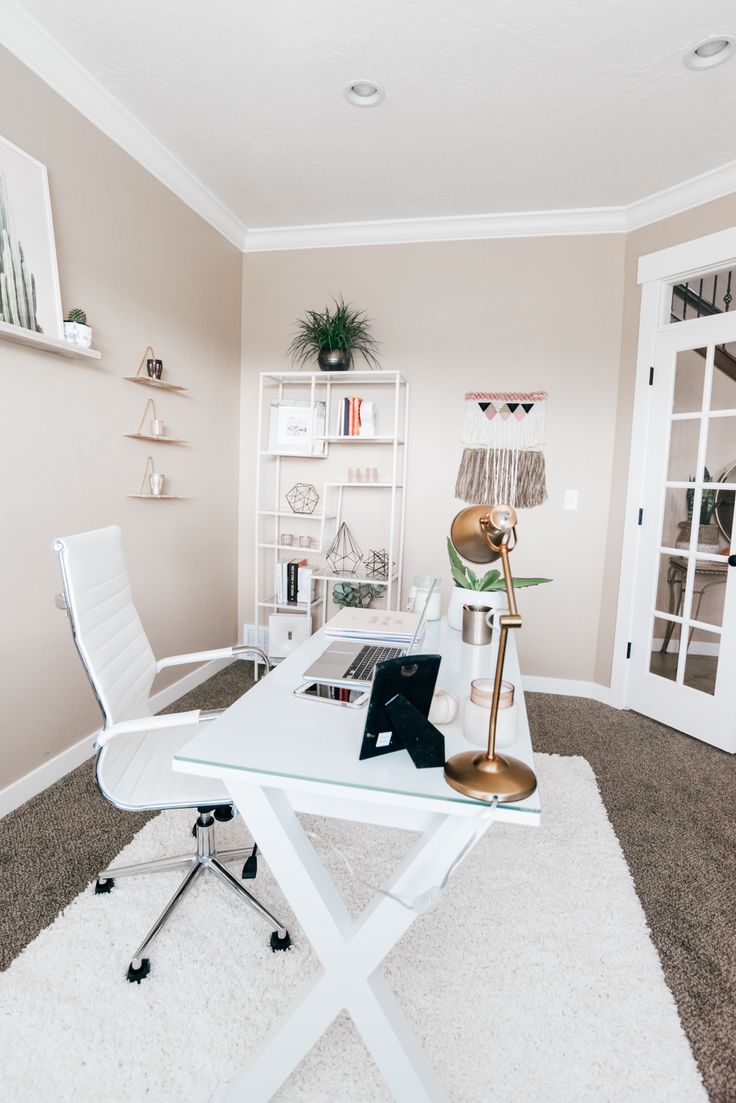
[217,782,491,1103]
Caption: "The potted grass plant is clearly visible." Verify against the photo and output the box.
[287,296,380,371]
[446,538,551,629]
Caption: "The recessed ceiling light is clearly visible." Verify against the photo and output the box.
[344,80,385,107]
[684,36,734,69]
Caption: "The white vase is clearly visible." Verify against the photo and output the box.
[447,586,508,630]
[63,321,92,348]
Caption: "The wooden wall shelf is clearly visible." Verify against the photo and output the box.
[126,494,186,500]
[0,319,101,360]
[125,433,187,445]
[124,376,187,392]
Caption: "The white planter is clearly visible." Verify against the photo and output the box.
[447,586,508,630]
[64,321,92,348]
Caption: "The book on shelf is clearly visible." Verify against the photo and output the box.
[335,395,374,438]
[274,558,314,605]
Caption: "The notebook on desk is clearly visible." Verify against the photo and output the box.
[303,578,438,689]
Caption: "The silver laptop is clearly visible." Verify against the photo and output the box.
[303,578,438,689]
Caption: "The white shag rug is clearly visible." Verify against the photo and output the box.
[0,755,705,1103]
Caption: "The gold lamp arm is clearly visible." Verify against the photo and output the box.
[486,535,522,759]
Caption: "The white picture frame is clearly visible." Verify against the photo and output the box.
[0,134,63,339]
[268,399,327,456]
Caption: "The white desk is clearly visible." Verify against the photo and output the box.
[174,618,541,1102]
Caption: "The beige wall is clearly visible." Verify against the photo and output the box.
[0,48,243,789]
[241,235,627,682]
[594,194,736,685]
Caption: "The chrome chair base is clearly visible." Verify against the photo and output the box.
[95,811,290,982]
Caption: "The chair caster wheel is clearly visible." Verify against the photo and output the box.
[94,877,114,894]
[127,958,151,983]
[214,804,235,822]
[242,853,258,879]
[270,930,291,952]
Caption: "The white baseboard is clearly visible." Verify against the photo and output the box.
[522,675,615,707]
[0,658,234,820]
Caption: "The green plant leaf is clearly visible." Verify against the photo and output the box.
[450,564,471,588]
[467,568,479,587]
[512,577,553,587]
[479,570,502,591]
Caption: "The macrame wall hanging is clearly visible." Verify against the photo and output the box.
[455,391,548,508]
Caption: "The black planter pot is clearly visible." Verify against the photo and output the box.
[317,348,352,372]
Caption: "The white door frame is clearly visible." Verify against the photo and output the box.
[611,225,736,710]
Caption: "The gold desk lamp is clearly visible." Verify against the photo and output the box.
[444,504,538,803]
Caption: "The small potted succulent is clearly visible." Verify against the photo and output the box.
[63,308,92,349]
[287,296,380,371]
[447,538,551,629]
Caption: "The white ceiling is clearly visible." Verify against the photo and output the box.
[8,0,736,240]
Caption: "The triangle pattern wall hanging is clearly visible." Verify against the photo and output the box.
[455,391,548,509]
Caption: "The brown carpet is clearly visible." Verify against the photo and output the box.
[527,694,736,1103]
[1,670,733,1102]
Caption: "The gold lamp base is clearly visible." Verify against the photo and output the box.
[444,750,537,803]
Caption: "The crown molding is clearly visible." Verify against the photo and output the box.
[243,206,628,253]
[0,0,247,250]
[624,157,736,233]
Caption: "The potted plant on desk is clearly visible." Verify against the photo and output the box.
[446,538,551,629]
[287,296,380,371]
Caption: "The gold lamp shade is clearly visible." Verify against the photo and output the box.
[444,504,537,804]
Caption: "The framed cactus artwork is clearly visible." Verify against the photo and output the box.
[0,134,63,338]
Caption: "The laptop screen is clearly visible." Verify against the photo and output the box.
[407,577,439,653]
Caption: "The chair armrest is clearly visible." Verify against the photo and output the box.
[95,710,201,748]
[156,645,272,673]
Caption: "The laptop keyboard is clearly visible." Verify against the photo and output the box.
[344,644,404,682]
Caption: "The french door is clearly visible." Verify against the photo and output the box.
[628,310,736,750]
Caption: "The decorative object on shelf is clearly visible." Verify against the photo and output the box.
[359,399,376,437]
[332,581,385,608]
[268,613,311,661]
[676,520,722,554]
[287,295,380,372]
[129,455,169,498]
[364,548,389,579]
[444,505,537,802]
[455,391,548,508]
[125,398,186,444]
[326,521,362,574]
[269,399,326,455]
[286,482,319,515]
[63,307,92,348]
[0,134,63,338]
[299,535,312,548]
[125,346,187,391]
[446,536,551,630]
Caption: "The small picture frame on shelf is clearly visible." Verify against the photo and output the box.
[268,400,326,456]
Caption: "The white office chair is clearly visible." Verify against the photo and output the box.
[53,525,290,982]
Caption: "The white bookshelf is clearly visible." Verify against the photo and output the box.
[254,370,409,656]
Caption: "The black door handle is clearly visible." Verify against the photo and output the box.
[729,554,736,567]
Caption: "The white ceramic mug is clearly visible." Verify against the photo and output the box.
[407,575,442,621]
[150,418,165,437]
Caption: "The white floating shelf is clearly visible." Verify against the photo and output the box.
[124,376,188,392]
[0,319,101,360]
[258,510,336,520]
[325,482,402,488]
[259,451,327,459]
[261,369,406,384]
[311,567,398,584]
[258,595,324,610]
[315,436,403,444]
[126,494,187,500]
[258,542,322,552]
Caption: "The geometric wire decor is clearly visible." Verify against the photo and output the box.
[286,482,319,515]
[325,522,362,574]
[364,548,389,579]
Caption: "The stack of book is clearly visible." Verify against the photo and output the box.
[324,608,418,643]
[335,396,371,437]
[275,559,314,604]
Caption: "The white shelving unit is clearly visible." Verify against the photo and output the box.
[254,370,409,653]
